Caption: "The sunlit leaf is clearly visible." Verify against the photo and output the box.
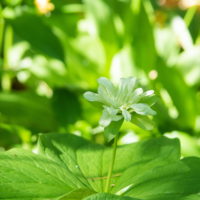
[9,14,65,61]
[104,119,123,141]
[52,89,82,126]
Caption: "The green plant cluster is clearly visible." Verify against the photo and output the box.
[0,133,200,199]
[0,0,199,145]
[0,77,200,200]
[0,0,200,199]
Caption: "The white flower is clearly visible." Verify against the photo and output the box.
[84,77,157,130]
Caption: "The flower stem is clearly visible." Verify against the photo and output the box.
[105,134,119,193]
[2,24,13,91]
[0,11,5,56]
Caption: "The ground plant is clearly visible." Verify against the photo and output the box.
[0,77,200,200]
[0,0,200,199]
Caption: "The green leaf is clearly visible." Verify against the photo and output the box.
[1,134,200,200]
[0,123,21,149]
[104,119,124,141]
[38,134,183,195]
[83,193,141,200]
[156,58,198,129]
[118,157,200,200]
[111,137,183,194]
[83,0,120,46]
[9,14,65,61]
[180,194,200,200]
[131,103,156,116]
[0,149,73,200]
[126,0,156,71]
[175,157,200,200]
[37,133,107,193]
[60,189,95,200]
[52,89,82,126]
[37,134,182,195]
[131,115,155,130]
[0,92,57,131]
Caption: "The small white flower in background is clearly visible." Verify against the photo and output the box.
[84,77,157,131]
[35,0,54,14]
[180,0,200,9]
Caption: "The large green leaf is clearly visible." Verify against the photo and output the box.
[38,134,183,193]
[37,133,109,192]
[0,149,73,199]
[131,114,155,130]
[51,89,82,126]
[9,14,65,61]
[120,157,200,200]
[60,189,94,200]
[104,119,123,141]
[0,134,200,200]
[156,58,198,129]
[125,0,156,71]
[0,92,57,131]
[180,194,200,200]
[0,123,21,149]
[83,0,121,74]
[83,0,120,46]
[83,193,140,200]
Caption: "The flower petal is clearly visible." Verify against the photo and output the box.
[131,103,156,116]
[122,109,132,121]
[97,77,117,106]
[144,90,154,96]
[99,107,121,127]
[140,90,157,106]
[83,91,101,102]
[98,77,116,94]
[116,77,138,105]
[128,88,144,104]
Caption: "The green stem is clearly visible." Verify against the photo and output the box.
[0,15,5,55]
[2,24,13,91]
[184,6,197,27]
[105,134,119,193]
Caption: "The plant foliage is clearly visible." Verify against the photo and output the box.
[0,133,200,200]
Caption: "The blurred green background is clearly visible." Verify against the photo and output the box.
[0,0,200,156]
